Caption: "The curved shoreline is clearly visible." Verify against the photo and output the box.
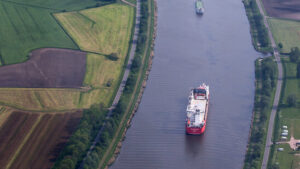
[105,0,158,167]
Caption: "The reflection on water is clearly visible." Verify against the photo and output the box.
[185,135,205,157]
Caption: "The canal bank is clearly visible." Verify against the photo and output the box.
[110,0,262,168]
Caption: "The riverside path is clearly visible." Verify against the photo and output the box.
[254,0,283,168]
[78,0,141,168]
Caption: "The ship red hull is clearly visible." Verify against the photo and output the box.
[185,123,206,135]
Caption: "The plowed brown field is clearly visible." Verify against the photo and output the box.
[262,0,300,20]
[0,111,81,169]
[0,48,86,88]
[8,112,81,169]
[0,112,39,168]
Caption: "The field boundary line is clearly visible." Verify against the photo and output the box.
[120,0,136,7]
[5,114,43,169]
[51,13,81,50]
[0,0,60,11]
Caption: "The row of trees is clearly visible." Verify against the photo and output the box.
[52,0,151,168]
[244,0,269,47]
[52,105,107,169]
[289,47,300,80]
[82,0,151,169]
[244,58,277,169]
[243,0,269,49]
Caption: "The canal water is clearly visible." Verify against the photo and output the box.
[110,0,261,168]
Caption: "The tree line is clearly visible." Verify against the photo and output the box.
[244,57,277,169]
[243,0,270,50]
[80,0,151,168]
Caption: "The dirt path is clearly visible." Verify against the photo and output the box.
[277,135,300,150]
[78,0,141,168]
[255,0,284,168]
[120,0,136,7]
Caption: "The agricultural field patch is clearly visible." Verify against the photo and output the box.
[268,18,300,53]
[0,1,77,65]
[0,48,86,88]
[7,111,82,169]
[0,111,40,168]
[262,0,300,20]
[54,4,134,55]
[3,0,113,11]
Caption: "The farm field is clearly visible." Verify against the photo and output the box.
[261,0,300,20]
[54,4,134,55]
[0,48,86,88]
[0,111,40,168]
[0,1,77,65]
[0,111,81,169]
[0,1,135,169]
[7,112,82,169]
[268,18,300,53]
[0,4,134,111]
[4,0,113,11]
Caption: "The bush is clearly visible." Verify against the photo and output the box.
[287,94,297,107]
[297,62,300,79]
[289,47,300,63]
[107,53,119,61]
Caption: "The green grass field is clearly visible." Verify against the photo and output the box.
[0,1,78,65]
[2,0,112,11]
[268,59,300,169]
[268,18,300,53]
[278,58,300,139]
[271,144,300,169]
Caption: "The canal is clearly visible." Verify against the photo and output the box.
[110,0,260,168]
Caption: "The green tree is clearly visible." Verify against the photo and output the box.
[107,53,119,61]
[261,95,270,110]
[287,94,297,107]
[278,42,283,50]
[289,47,300,63]
[297,62,300,78]
[268,164,280,169]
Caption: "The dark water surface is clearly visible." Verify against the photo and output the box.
[110,0,260,168]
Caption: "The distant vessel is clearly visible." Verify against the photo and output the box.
[186,84,209,135]
[195,0,204,15]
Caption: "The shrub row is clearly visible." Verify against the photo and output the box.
[82,0,152,169]
[243,0,270,52]
[51,0,151,168]
[52,105,107,169]
[244,57,277,169]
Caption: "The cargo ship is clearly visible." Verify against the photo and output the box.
[186,83,209,135]
[195,0,204,15]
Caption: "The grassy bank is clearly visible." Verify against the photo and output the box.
[51,0,155,168]
[244,57,277,169]
[80,0,155,168]
[242,0,271,53]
